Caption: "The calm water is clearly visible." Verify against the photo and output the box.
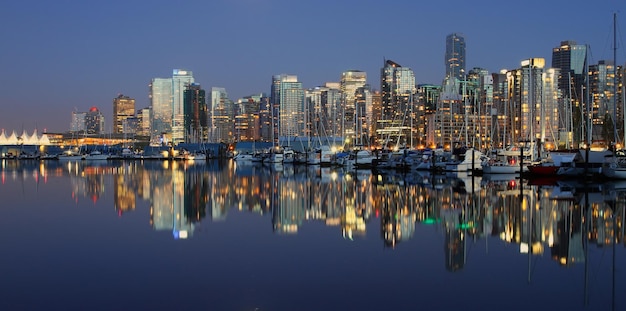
[0,159,624,311]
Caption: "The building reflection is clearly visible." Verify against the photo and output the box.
[19,161,626,265]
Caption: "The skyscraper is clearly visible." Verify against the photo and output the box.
[271,74,304,140]
[551,40,587,104]
[379,60,416,146]
[340,70,367,139]
[85,106,105,134]
[171,69,194,144]
[589,60,623,142]
[445,33,466,80]
[150,77,173,140]
[278,75,304,138]
[183,83,207,143]
[113,94,135,134]
[210,87,235,143]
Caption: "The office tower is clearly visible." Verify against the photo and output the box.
[340,70,367,138]
[305,83,342,144]
[354,86,372,146]
[235,93,265,142]
[68,109,105,136]
[445,33,466,80]
[506,58,559,146]
[589,60,623,143]
[490,71,509,148]
[113,94,136,134]
[150,77,173,140]
[379,60,416,147]
[137,107,151,137]
[171,69,194,144]
[210,87,235,143]
[417,84,441,147]
[551,41,587,103]
[183,83,207,143]
[70,111,87,133]
[256,95,272,142]
[85,107,105,134]
[273,75,304,139]
[466,67,493,149]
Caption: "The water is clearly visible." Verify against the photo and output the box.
[0,159,623,311]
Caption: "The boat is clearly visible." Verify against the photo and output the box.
[344,148,375,169]
[603,151,626,179]
[82,150,110,161]
[443,147,484,173]
[233,152,256,162]
[57,149,82,161]
[482,145,532,174]
[263,147,284,164]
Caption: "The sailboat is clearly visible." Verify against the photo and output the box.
[603,13,626,179]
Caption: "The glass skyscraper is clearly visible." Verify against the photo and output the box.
[445,33,466,80]
[183,83,207,143]
[150,77,173,142]
[379,60,416,146]
[340,70,367,138]
[210,87,234,143]
[171,69,194,144]
[278,75,304,138]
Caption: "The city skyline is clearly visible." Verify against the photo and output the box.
[1,0,624,132]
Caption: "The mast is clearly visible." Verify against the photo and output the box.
[567,72,573,149]
[613,13,620,147]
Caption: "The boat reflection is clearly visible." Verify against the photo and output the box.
[2,160,625,266]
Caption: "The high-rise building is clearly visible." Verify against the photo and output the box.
[445,33,466,80]
[506,58,559,147]
[113,94,135,134]
[272,75,304,139]
[305,83,342,142]
[551,41,587,104]
[341,70,367,138]
[379,60,416,146]
[589,60,623,143]
[150,77,173,139]
[354,86,372,146]
[210,87,235,143]
[171,69,194,144]
[70,111,87,133]
[137,107,151,137]
[85,106,105,134]
[183,83,207,143]
[70,108,104,134]
[235,93,265,142]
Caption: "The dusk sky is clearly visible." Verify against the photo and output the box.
[1,0,624,133]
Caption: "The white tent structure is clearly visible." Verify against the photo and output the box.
[0,129,51,145]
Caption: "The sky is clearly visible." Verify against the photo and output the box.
[1,0,625,133]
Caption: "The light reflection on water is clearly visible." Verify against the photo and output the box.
[0,159,624,311]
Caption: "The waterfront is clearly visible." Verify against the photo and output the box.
[0,159,624,311]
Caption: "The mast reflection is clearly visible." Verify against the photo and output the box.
[6,161,624,267]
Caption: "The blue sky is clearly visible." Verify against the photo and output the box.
[1,0,624,132]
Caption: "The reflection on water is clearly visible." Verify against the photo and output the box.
[2,159,624,261]
[1,159,624,310]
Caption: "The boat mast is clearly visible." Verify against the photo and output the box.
[613,13,620,147]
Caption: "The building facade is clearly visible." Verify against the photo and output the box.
[210,87,235,143]
[379,60,416,147]
[171,69,194,144]
[445,33,466,80]
[113,94,136,134]
[150,77,173,141]
[183,83,207,143]
[340,70,367,139]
